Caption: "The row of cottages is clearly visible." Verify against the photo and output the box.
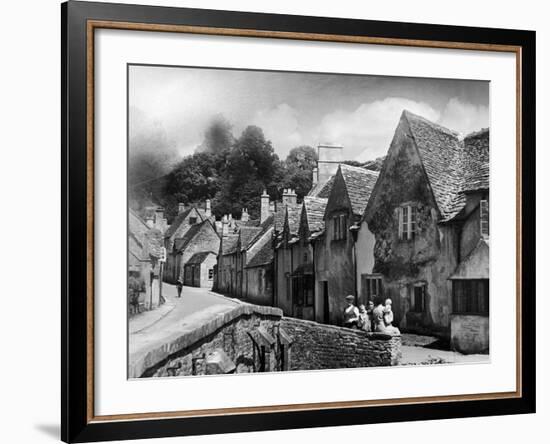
[360,110,489,353]
[128,209,164,310]
[215,192,276,305]
[163,200,220,287]
[273,162,379,325]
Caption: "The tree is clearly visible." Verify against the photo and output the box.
[163,152,222,221]
[218,126,283,219]
[281,145,318,199]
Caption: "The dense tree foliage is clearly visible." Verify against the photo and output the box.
[130,115,364,223]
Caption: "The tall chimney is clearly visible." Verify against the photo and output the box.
[317,144,343,183]
[221,215,229,237]
[241,208,249,222]
[205,199,211,217]
[260,190,271,223]
[282,188,297,206]
[178,202,186,214]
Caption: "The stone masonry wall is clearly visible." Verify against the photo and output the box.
[131,303,402,378]
[281,317,401,370]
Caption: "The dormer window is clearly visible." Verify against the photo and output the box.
[398,205,417,240]
[332,214,347,241]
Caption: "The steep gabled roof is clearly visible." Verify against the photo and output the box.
[129,209,163,259]
[339,164,379,217]
[185,251,216,265]
[221,233,239,255]
[173,223,201,252]
[404,111,489,221]
[173,220,218,254]
[274,203,301,234]
[164,207,204,239]
[285,204,302,236]
[303,196,328,233]
[246,230,274,268]
[239,226,263,251]
[404,110,464,220]
[308,175,335,198]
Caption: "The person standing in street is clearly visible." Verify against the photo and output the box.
[176,276,183,298]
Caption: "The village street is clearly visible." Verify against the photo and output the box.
[129,284,239,359]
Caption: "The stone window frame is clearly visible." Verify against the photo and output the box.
[397,204,417,241]
[332,213,348,241]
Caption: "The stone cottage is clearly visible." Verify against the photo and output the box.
[168,218,220,285]
[183,251,217,289]
[163,200,214,283]
[128,209,164,310]
[362,110,489,351]
[314,164,379,326]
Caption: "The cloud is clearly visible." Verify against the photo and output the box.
[318,97,440,161]
[250,104,303,157]
[438,97,489,137]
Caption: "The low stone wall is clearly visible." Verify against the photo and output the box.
[131,304,283,378]
[131,302,402,378]
[281,317,402,370]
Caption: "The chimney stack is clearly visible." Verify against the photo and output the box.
[205,199,211,217]
[221,215,229,237]
[241,208,249,222]
[282,188,297,207]
[317,144,343,183]
[260,190,271,223]
[312,167,318,185]
[178,202,186,214]
[154,207,168,232]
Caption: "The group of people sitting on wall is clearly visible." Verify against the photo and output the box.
[342,295,400,335]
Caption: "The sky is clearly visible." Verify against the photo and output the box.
[129,64,489,162]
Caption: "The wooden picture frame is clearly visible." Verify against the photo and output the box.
[62,1,535,442]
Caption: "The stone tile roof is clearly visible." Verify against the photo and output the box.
[221,233,240,255]
[129,209,163,259]
[303,196,328,233]
[339,164,379,217]
[173,223,202,252]
[274,203,301,234]
[239,226,263,250]
[308,176,335,198]
[165,208,195,238]
[235,219,260,228]
[404,111,489,221]
[186,251,216,265]
[286,204,303,236]
[246,232,274,268]
[462,128,490,193]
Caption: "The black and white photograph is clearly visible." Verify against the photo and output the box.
[127,65,490,378]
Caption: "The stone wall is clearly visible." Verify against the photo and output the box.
[281,317,401,370]
[131,304,284,378]
[131,303,402,378]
